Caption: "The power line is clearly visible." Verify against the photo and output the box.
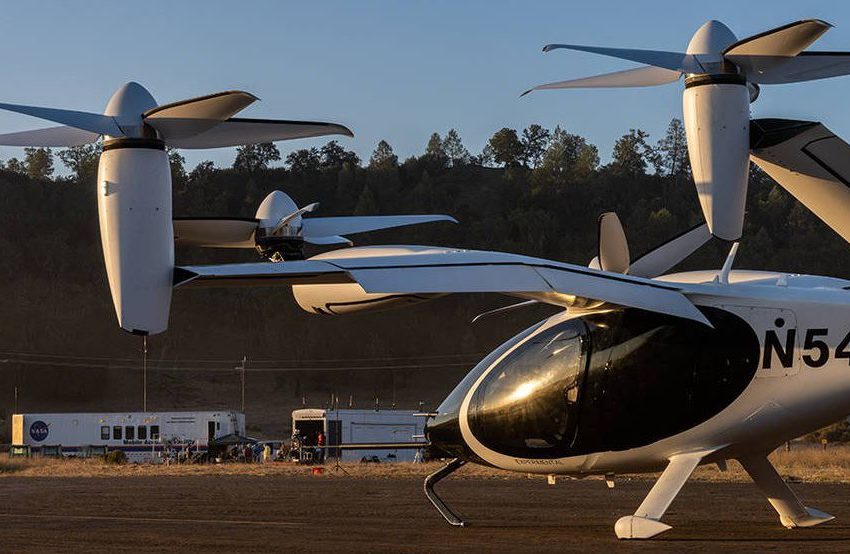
[0,358,476,372]
[0,350,485,365]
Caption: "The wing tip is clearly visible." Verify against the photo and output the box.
[335,124,355,138]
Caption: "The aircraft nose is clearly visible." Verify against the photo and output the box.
[425,404,466,459]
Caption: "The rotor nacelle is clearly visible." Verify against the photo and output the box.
[0,81,354,334]
[524,18,845,241]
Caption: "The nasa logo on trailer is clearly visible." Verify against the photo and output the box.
[29,421,49,442]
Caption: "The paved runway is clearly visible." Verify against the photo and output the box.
[0,474,849,552]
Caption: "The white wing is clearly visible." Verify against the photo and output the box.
[751,118,850,244]
[176,247,710,326]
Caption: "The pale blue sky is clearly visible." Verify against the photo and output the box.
[0,1,848,171]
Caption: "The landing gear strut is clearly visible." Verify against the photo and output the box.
[424,458,467,526]
[738,454,834,528]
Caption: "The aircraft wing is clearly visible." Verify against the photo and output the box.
[750,118,850,244]
[176,247,710,326]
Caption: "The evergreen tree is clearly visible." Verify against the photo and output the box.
[424,132,448,169]
[58,143,101,181]
[442,129,471,167]
[6,157,25,174]
[368,140,398,170]
[521,124,551,168]
[24,147,53,180]
[285,148,321,174]
[485,128,524,167]
[609,129,655,177]
[354,185,378,215]
[536,127,598,184]
[233,142,281,172]
[656,118,690,177]
[167,147,187,183]
[320,140,361,168]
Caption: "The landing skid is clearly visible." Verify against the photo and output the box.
[738,454,834,529]
[615,451,709,540]
[424,458,467,526]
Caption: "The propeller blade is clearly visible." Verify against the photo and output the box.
[159,117,353,149]
[596,212,630,274]
[0,125,99,146]
[173,218,258,248]
[628,223,711,278]
[542,44,702,73]
[725,19,833,79]
[731,52,850,84]
[0,102,122,136]
[272,202,320,235]
[301,214,457,238]
[522,65,681,96]
[144,91,259,140]
[724,19,831,57]
[304,235,353,246]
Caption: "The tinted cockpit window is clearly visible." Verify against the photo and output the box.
[465,307,759,460]
[468,319,587,455]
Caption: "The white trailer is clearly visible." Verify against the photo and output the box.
[11,411,245,463]
[291,408,425,462]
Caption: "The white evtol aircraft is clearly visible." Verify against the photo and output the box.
[169,117,850,539]
[3,29,850,540]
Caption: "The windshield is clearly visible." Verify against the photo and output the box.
[468,319,587,455]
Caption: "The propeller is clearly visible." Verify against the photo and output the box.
[523,19,850,243]
[588,212,711,278]
[525,19,838,96]
[0,82,352,148]
[174,190,457,262]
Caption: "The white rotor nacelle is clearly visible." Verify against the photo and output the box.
[174,190,457,263]
[523,18,850,241]
[0,81,353,334]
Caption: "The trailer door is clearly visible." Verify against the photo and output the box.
[208,421,216,441]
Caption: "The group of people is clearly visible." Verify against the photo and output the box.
[287,429,327,464]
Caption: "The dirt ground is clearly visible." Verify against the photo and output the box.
[1,461,850,552]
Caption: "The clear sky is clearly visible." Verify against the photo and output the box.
[0,1,849,172]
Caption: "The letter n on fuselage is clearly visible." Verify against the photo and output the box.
[763,329,795,369]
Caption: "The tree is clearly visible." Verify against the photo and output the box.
[368,140,398,170]
[6,157,25,174]
[536,127,598,183]
[485,128,524,167]
[656,118,690,177]
[609,129,655,177]
[188,160,216,184]
[167,147,187,182]
[442,129,471,167]
[58,143,101,181]
[24,147,54,180]
[233,142,281,172]
[320,140,360,168]
[285,148,321,174]
[521,124,551,168]
[354,185,378,215]
[424,132,448,169]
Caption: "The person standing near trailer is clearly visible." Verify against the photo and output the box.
[316,430,326,464]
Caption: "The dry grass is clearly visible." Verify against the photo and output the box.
[3,445,850,483]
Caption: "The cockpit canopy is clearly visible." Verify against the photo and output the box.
[431,307,760,460]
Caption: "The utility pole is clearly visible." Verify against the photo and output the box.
[235,356,247,413]
[142,336,148,412]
